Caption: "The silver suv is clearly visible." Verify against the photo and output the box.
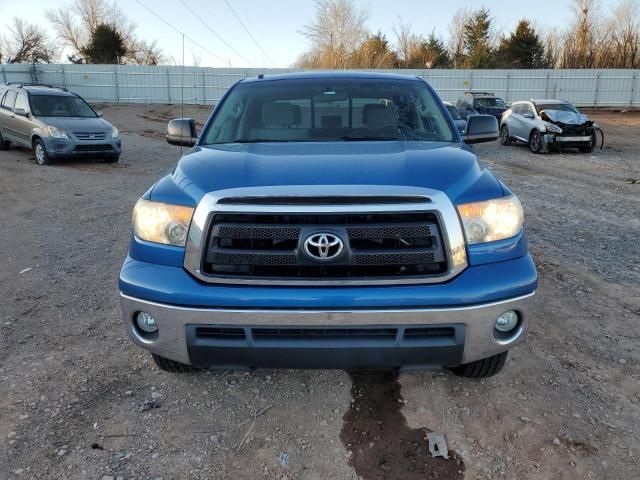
[0,83,121,165]
[500,99,597,154]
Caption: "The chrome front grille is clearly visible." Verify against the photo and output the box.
[183,185,469,286]
[74,132,106,140]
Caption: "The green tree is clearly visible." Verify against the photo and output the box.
[80,23,127,64]
[422,32,450,68]
[497,20,549,68]
[463,8,494,68]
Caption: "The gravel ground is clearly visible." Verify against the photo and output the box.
[0,104,638,480]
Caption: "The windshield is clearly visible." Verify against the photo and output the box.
[474,97,506,108]
[29,95,97,118]
[445,104,462,120]
[201,78,455,144]
[535,103,578,114]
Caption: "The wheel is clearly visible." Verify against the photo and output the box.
[33,138,52,165]
[102,154,120,163]
[0,130,10,150]
[500,125,512,146]
[151,354,199,373]
[449,351,508,378]
[579,132,597,153]
[529,130,544,154]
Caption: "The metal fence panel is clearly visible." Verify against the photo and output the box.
[1,64,639,107]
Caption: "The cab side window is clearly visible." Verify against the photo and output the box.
[14,93,28,113]
[1,91,17,111]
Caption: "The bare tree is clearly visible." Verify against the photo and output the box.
[447,7,471,68]
[393,17,415,67]
[604,0,640,67]
[0,17,56,63]
[45,0,163,64]
[299,0,369,69]
[562,0,607,67]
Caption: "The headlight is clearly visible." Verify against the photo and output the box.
[457,196,523,244]
[132,199,194,246]
[111,127,119,139]
[46,126,69,139]
[544,123,562,134]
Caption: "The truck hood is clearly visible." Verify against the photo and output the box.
[43,116,113,132]
[163,141,503,205]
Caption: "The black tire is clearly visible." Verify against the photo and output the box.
[33,138,52,165]
[529,130,543,154]
[0,130,10,150]
[449,351,508,378]
[579,132,597,153]
[500,125,512,146]
[102,154,120,163]
[151,354,199,373]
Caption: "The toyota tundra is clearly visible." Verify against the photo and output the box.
[119,72,537,378]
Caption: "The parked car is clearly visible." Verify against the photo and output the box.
[444,101,466,134]
[456,91,508,122]
[500,99,598,154]
[119,72,537,378]
[0,83,121,165]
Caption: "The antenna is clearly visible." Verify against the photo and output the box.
[180,33,185,157]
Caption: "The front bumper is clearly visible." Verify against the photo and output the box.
[120,291,535,369]
[44,138,122,158]
[543,134,592,148]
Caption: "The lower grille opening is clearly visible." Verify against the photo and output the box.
[195,327,246,340]
[252,327,398,342]
[404,327,456,339]
[73,144,113,152]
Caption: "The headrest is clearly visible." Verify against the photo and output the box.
[363,104,397,129]
[321,115,342,128]
[263,102,296,126]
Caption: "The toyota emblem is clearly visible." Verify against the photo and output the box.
[303,233,344,261]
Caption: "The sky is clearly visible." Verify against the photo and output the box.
[0,0,589,67]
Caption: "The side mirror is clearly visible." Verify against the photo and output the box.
[167,118,197,147]
[523,112,535,119]
[14,108,28,117]
[96,111,103,117]
[463,114,499,144]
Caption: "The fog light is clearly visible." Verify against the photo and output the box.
[136,312,158,333]
[495,310,519,332]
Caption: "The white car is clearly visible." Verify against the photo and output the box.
[500,99,598,154]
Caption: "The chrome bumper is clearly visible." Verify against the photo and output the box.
[120,292,535,367]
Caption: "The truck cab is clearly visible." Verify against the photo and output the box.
[119,72,536,378]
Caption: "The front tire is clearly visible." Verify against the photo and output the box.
[151,354,199,373]
[34,139,52,165]
[449,351,508,378]
[0,130,10,150]
[529,130,544,154]
[500,125,512,146]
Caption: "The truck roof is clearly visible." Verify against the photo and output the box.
[241,71,424,83]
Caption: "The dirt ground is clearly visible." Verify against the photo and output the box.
[0,104,638,480]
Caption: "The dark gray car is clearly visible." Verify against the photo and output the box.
[0,83,121,165]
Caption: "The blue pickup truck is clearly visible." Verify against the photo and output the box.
[119,72,537,378]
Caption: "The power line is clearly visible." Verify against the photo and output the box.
[178,0,253,67]
[134,0,227,65]
[222,0,276,66]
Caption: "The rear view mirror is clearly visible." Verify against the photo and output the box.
[167,118,197,147]
[463,115,499,144]
[14,108,27,117]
